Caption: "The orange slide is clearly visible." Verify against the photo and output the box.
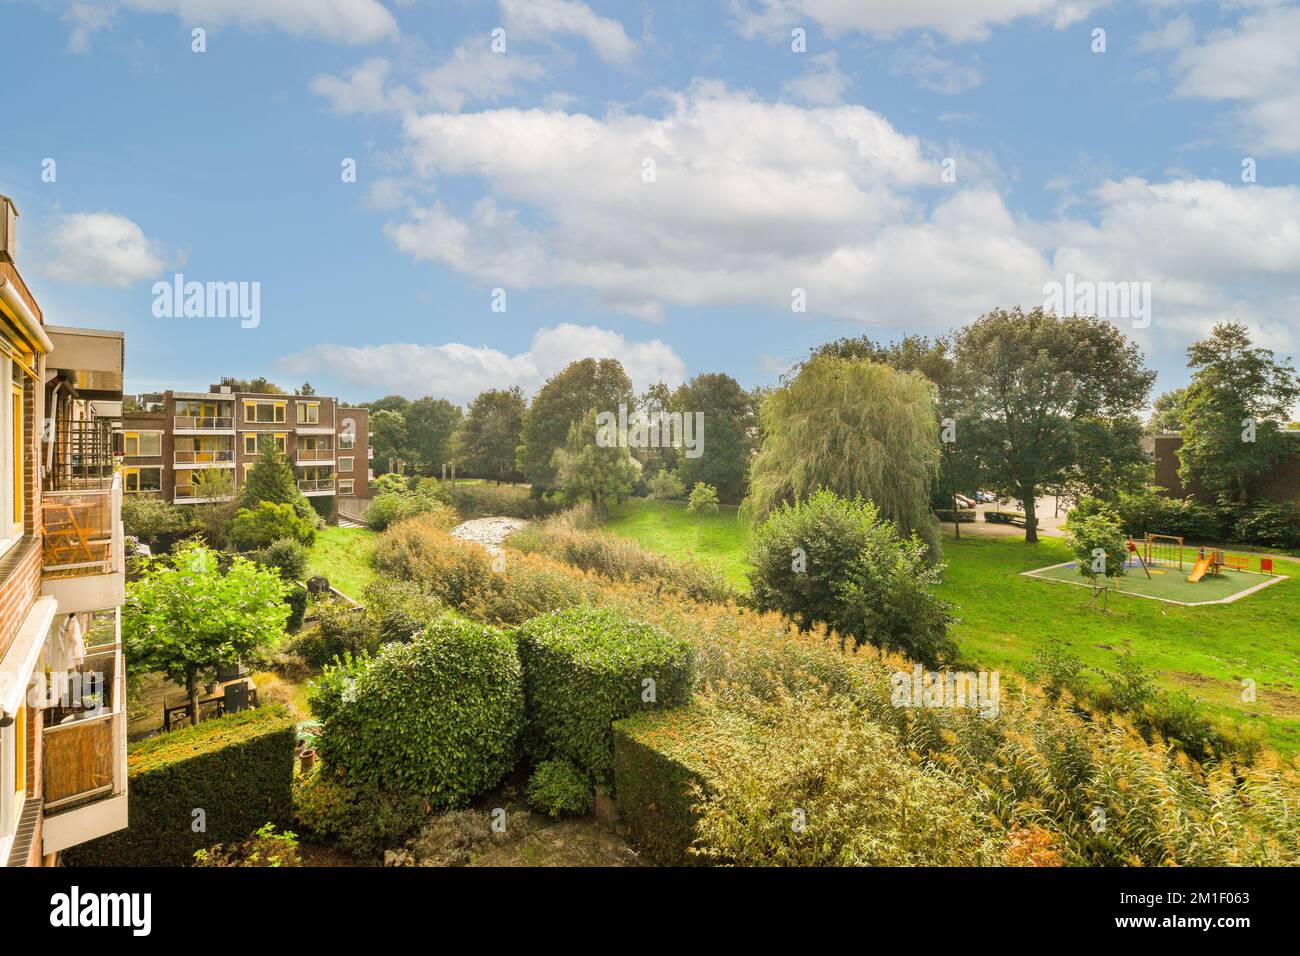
[1187,554,1213,583]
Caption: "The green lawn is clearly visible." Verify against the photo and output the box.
[603,498,753,588]
[307,525,377,600]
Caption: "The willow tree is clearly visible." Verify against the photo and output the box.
[742,355,940,556]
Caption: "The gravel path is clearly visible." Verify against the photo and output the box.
[450,517,529,555]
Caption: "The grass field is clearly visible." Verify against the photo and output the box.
[307,525,377,599]
[597,499,1300,756]
[603,498,752,587]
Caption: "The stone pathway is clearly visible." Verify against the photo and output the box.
[450,516,529,555]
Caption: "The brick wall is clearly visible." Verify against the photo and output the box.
[1153,432,1300,503]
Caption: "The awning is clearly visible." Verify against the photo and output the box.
[0,596,57,717]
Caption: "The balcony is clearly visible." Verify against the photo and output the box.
[296,447,334,464]
[41,475,125,614]
[174,415,234,433]
[297,478,336,496]
[174,485,235,504]
[41,610,128,855]
[174,449,235,466]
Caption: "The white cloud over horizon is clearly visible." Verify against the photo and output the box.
[40,211,166,287]
[278,323,687,403]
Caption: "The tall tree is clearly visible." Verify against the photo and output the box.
[551,409,641,505]
[125,543,289,726]
[743,354,941,556]
[518,358,634,492]
[455,388,525,483]
[632,382,678,480]
[370,408,411,475]
[949,307,1155,542]
[672,373,759,503]
[406,397,462,474]
[1146,387,1187,435]
[1177,322,1299,504]
[239,442,313,519]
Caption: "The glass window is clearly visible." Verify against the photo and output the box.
[339,479,354,495]
[339,457,354,473]
[297,402,320,424]
[244,401,285,424]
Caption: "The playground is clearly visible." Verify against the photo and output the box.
[1024,533,1289,606]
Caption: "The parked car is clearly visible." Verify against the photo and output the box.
[954,493,976,508]
[974,490,998,504]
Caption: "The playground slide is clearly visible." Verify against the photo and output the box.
[1187,555,1213,583]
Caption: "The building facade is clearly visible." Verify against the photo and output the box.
[1151,431,1300,503]
[122,389,372,512]
[0,195,128,866]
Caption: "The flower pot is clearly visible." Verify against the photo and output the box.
[299,749,317,773]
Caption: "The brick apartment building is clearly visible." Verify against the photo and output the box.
[121,388,372,514]
[0,194,129,866]
[1150,431,1300,503]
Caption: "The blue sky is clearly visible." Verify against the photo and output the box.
[2,0,1298,406]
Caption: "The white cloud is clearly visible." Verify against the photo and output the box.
[278,323,686,402]
[782,51,849,104]
[1138,13,1194,52]
[1167,5,1300,154]
[68,0,398,49]
[500,0,637,65]
[727,0,1103,44]
[41,212,165,287]
[890,40,985,94]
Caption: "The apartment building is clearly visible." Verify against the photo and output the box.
[0,195,128,866]
[121,388,371,511]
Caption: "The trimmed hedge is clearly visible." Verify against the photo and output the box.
[612,703,756,865]
[312,614,523,807]
[514,607,695,781]
[933,508,977,523]
[63,705,296,867]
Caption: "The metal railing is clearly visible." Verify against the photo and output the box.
[173,416,234,430]
[174,486,235,502]
[42,476,122,578]
[297,478,336,493]
[296,448,334,463]
[174,449,235,464]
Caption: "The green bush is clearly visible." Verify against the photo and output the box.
[526,759,594,818]
[648,470,685,501]
[1070,490,1224,542]
[288,601,379,667]
[361,578,445,643]
[292,771,429,860]
[445,482,563,519]
[371,514,496,610]
[747,490,956,665]
[686,482,720,515]
[1063,510,1129,586]
[251,537,309,580]
[1232,502,1300,550]
[122,495,192,551]
[364,491,458,532]
[229,501,317,551]
[983,509,1027,525]
[311,615,524,807]
[63,706,296,867]
[933,508,977,523]
[513,607,695,780]
[285,584,309,633]
[193,823,300,867]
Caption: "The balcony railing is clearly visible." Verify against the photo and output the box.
[174,415,234,430]
[42,476,123,579]
[298,478,336,493]
[296,448,334,463]
[175,449,235,464]
[43,634,125,813]
[174,486,234,503]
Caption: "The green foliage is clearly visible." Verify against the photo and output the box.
[64,707,296,867]
[288,601,379,668]
[1231,502,1300,550]
[513,607,695,780]
[552,409,642,505]
[443,482,562,519]
[647,469,685,501]
[454,387,525,482]
[686,482,719,515]
[239,442,313,519]
[361,577,446,644]
[672,373,760,502]
[406,396,463,473]
[372,513,497,611]
[284,584,308,633]
[949,307,1154,542]
[122,495,192,550]
[747,490,956,665]
[526,759,594,818]
[293,771,429,859]
[124,542,290,719]
[1063,509,1129,585]
[1027,636,1087,701]
[1146,387,1187,435]
[1070,489,1224,542]
[519,357,634,491]
[229,501,317,551]
[193,823,300,867]
[744,353,941,556]
[250,537,310,581]
[363,490,457,532]
[1178,321,1300,504]
[311,616,524,806]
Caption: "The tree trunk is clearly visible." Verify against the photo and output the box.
[186,671,200,728]
[1022,487,1039,543]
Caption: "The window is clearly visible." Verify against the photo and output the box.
[0,349,25,551]
[244,433,286,455]
[339,435,355,450]
[338,456,354,473]
[297,401,320,424]
[244,434,256,455]
[123,466,162,493]
[124,431,162,457]
[339,479,354,495]
[11,383,22,533]
[244,400,285,424]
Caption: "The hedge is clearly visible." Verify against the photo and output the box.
[933,509,977,523]
[514,607,695,781]
[612,703,756,865]
[63,705,296,867]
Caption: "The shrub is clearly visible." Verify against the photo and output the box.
[513,607,695,780]
[284,584,309,633]
[747,490,956,665]
[648,470,685,501]
[933,508,977,523]
[364,491,458,532]
[526,759,594,818]
[1063,509,1129,586]
[446,482,562,519]
[122,495,192,551]
[361,578,445,643]
[1070,490,1224,542]
[63,706,296,866]
[686,482,719,515]
[229,501,317,551]
[1027,636,1086,701]
[251,537,309,580]
[193,823,300,867]
[288,600,378,667]
[311,615,524,806]
[1232,502,1300,550]
[293,771,429,859]
[371,514,496,610]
